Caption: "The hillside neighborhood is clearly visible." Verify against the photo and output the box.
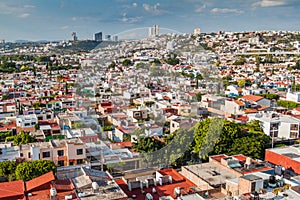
[1,30,300,200]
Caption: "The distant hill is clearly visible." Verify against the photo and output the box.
[55,40,101,52]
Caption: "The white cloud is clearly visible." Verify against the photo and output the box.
[119,13,141,23]
[61,26,69,30]
[19,13,30,18]
[210,8,244,14]
[253,0,288,7]
[142,3,164,15]
[195,4,206,12]
[132,3,138,8]
[0,3,34,16]
[24,5,35,9]
[142,3,151,11]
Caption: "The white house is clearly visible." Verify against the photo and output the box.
[248,112,300,139]
[16,114,38,128]
[286,91,300,103]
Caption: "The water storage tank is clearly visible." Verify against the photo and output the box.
[50,188,57,197]
[246,157,252,165]
[146,193,153,200]
[92,182,99,190]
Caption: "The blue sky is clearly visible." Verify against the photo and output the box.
[0,0,299,41]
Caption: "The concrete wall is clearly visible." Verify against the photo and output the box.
[181,166,212,189]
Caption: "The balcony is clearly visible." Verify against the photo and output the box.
[56,155,67,161]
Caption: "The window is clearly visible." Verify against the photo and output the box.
[291,124,299,131]
[251,182,256,192]
[31,122,36,125]
[77,159,83,164]
[77,149,83,155]
[43,151,50,158]
[69,162,74,166]
[57,150,64,156]
[58,160,64,166]
[290,132,298,139]
[270,123,279,137]
[28,152,31,158]
[20,153,23,157]
[47,115,51,119]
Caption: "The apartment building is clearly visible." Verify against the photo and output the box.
[18,138,86,167]
[248,112,300,139]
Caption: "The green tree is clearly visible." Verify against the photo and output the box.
[262,93,279,100]
[57,74,63,82]
[238,79,246,88]
[0,161,16,181]
[195,93,202,102]
[73,122,86,129]
[13,131,36,145]
[151,59,161,65]
[233,58,246,65]
[108,61,116,69]
[277,100,300,108]
[166,54,180,65]
[133,137,165,153]
[122,59,132,66]
[15,160,56,181]
[0,131,12,142]
[193,118,270,160]
[36,56,50,63]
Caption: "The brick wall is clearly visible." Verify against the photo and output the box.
[238,177,251,195]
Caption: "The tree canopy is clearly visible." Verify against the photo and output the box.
[277,100,300,108]
[133,137,165,153]
[0,161,16,181]
[15,160,56,181]
[193,119,270,160]
[5,131,36,145]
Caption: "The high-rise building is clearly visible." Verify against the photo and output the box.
[194,28,201,35]
[148,25,159,38]
[154,24,159,36]
[71,32,78,41]
[94,32,102,42]
[104,35,111,41]
[112,35,118,42]
[148,27,154,38]
[0,39,5,44]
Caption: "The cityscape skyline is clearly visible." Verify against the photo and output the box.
[0,0,300,42]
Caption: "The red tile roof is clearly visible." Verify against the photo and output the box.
[54,179,74,191]
[0,180,24,199]
[234,100,245,106]
[242,95,264,102]
[26,172,55,192]
[111,141,133,148]
[210,154,227,162]
[116,168,196,199]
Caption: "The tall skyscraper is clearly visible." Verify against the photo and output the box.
[148,25,159,38]
[71,32,78,41]
[154,24,159,36]
[112,35,118,42]
[94,32,102,42]
[148,27,154,38]
[104,35,111,41]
